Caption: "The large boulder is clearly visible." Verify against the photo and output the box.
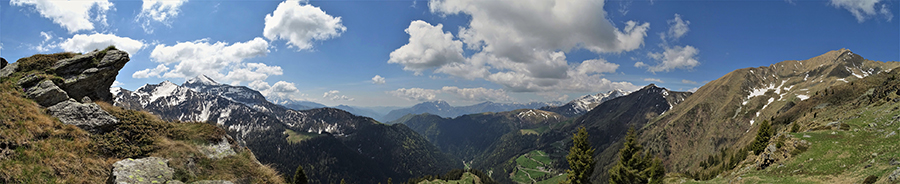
[111,157,175,184]
[0,62,17,79]
[23,80,69,107]
[47,99,119,133]
[51,49,129,102]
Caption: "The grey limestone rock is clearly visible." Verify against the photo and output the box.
[52,49,129,102]
[198,136,237,159]
[0,62,18,79]
[756,144,778,170]
[111,157,175,184]
[23,80,70,107]
[47,99,119,133]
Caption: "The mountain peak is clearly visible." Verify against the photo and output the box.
[185,75,221,86]
[642,83,660,89]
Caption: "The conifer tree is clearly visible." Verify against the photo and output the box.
[609,128,665,184]
[293,165,308,184]
[564,127,596,184]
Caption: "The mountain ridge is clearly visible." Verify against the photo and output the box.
[114,75,461,183]
[384,100,561,122]
[638,49,900,176]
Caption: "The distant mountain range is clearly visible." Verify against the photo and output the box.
[540,89,628,117]
[393,84,689,183]
[383,100,562,122]
[113,75,459,183]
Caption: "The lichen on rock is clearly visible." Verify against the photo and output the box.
[112,157,175,184]
[198,136,237,159]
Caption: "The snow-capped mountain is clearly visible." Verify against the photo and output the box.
[112,75,460,182]
[114,76,371,137]
[539,89,628,117]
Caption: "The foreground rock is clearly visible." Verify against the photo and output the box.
[0,62,16,78]
[47,99,119,133]
[20,79,69,107]
[51,49,129,102]
[198,136,237,159]
[112,157,175,184]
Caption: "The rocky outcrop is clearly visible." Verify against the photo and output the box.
[1,57,6,70]
[111,157,239,184]
[198,136,237,159]
[19,76,69,107]
[889,167,900,182]
[0,62,16,78]
[8,49,130,134]
[755,144,778,170]
[48,99,119,134]
[51,49,129,102]
[112,157,176,184]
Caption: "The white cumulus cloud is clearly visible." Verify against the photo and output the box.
[323,90,354,101]
[666,14,690,41]
[372,75,386,84]
[10,0,114,33]
[144,37,269,84]
[643,78,664,83]
[59,33,146,55]
[132,64,169,78]
[441,86,512,102]
[264,0,346,51]
[252,80,309,102]
[389,88,439,101]
[388,20,466,75]
[830,0,893,23]
[642,45,700,72]
[575,59,619,75]
[137,0,189,33]
[388,0,647,93]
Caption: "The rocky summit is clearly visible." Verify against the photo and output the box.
[51,49,129,102]
[8,49,130,134]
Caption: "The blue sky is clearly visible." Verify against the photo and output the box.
[1,0,898,107]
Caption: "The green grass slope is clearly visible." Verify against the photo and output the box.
[641,49,900,177]
[668,64,900,183]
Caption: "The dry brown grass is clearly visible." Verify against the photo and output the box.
[1,51,284,183]
[0,69,114,183]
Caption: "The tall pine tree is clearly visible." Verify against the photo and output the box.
[293,164,308,184]
[609,128,665,184]
[564,127,596,184]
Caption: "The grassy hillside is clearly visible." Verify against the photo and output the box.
[667,64,900,183]
[0,51,283,183]
[640,49,900,177]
